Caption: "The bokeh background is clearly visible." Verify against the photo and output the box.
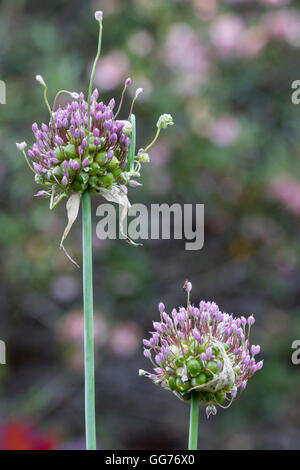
[0,0,300,450]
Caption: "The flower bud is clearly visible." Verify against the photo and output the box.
[16,141,27,151]
[157,113,174,130]
[94,11,103,22]
[36,75,46,87]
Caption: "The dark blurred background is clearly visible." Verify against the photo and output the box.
[0,0,300,450]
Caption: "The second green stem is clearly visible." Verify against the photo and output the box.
[188,391,200,450]
[82,190,96,450]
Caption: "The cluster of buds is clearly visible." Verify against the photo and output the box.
[140,281,263,418]
[16,81,173,208]
[16,11,174,210]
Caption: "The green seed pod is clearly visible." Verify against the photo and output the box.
[88,176,99,187]
[215,390,227,404]
[112,167,123,178]
[207,360,218,374]
[63,143,77,159]
[168,375,176,391]
[174,357,184,368]
[99,172,114,187]
[95,151,107,166]
[89,144,96,154]
[89,162,100,176]
[187,359,202,377]
[191,373,207,387]
[175,378,190,392]
[76,171,89,185]
[72,180,86,192]
[107,156,120,172]
[234,365,242,375]
[176,367,184,378]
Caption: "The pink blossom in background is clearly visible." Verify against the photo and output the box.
[94,51,129,91]
[240,26,268,58]
[57,310,108,347]
[263,9,300,47]
[109,322,143,358]
[259,0,291,6]
[207,115,240,147]
[270,176,300,216]
[193,0,218,22]
[163,23,209,76]
[209,14,246,59]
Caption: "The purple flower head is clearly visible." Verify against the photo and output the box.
[140,280,263,418]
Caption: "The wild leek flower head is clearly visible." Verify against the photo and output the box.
[140,282,263,418]
[16,12,174,210]
[26,91,135,194]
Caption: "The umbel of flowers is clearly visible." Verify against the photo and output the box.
[16,12,173,262]
[140,281,263,418]
[17,84,173,205]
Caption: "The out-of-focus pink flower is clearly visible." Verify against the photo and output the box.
[240,26,268,58]
[270,176,300,216]
[207,115,240,147]
[109,321,143,358]
[94,51,129,91]
[264,10,300,46]
[163,23,209,76]
[57,310,108,347]
[193,0,218,22]
[127,30,154,57]
[209,14,246,59]
[259,0,291,6]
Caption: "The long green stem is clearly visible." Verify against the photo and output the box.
[188,391,200,450]
[82,190,96,450]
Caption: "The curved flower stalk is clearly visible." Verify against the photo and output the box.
[16,10,173,451]
[140,281,263,449]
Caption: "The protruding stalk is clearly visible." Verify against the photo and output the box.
[82,190,96,450]
[188,391,200,450]
[87,14,103,133]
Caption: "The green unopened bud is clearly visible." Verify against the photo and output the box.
[187,359,202,377]
[168,375,176,391]
[191,373,207,387]
[157,113,174,130]
[63,143,77,159]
